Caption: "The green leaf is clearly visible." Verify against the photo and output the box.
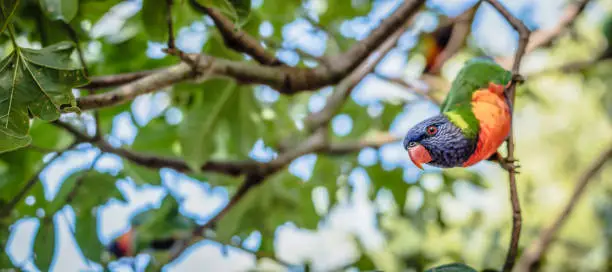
[378,102,404,130]
[353,254,376,270]
[123,162,161,185]
[133,117,179,157]
[261,95,300,148]
[39,0,79,22]
[218,85,262,160]
[0,230,15,269]
[196,0,251,26]
[130,195,195,249]
[215,171,320,243]
[51,171,121,213]
[318,0,371,26]
[255,0,299,31]
[366,165,410,209]
[29,119,73,150]
[310,156,343,209]
[123,117,178,185]
[74,210,104,263]
[140,0,200,42]
[76,0,123,25]
[0,0,19,33]
[425,263,478,272]
[141,0,167,42]
[0,129,30,153]
[0,42,88,153]
[179,79,237,170]
[33,219,55,271]
[228,0,251,25]
[0,149,44,218]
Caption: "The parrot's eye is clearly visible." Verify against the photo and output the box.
[408,142,417,147]
[426,125,438,136]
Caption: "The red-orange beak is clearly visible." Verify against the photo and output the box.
[408,144,432,170]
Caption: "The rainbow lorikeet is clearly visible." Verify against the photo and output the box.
[108,201,195,258]
[403,58,512,169]
[108,227,181,258]
[422,23,453,74]
[599,15,612,60]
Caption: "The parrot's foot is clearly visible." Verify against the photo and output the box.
[499,157,520,173]
[487,152,520,173]
[512,74,525,84]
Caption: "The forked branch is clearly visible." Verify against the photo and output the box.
[485,0,531,271]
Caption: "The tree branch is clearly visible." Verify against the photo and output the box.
[374,73,442,104]
[76,0,426,110]
[81,69,162,90]
[485,1,531,271]
[165,173,267,262]
[514,145,612,272]
[62,23,89,77]
[161,128,327,262]
[157,21,416,258]
[54,120,396,177]
[189,0,284,66]
[305,14,413,130]
[52,120,262,176]
[166,0,176,50]
[495,0,591,70]
[77,64,193,110]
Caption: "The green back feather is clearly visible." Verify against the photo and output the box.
[440,58,512,139]
[603,15,612,45]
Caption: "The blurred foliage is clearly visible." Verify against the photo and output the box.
[0,0,610,272]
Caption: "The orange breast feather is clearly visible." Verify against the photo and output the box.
[462,83,511,167]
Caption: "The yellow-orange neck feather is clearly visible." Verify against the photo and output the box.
[462,83,511,167]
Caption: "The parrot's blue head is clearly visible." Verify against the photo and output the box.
[403,115,477,169]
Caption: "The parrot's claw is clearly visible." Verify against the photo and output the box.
[499,157,520,173]
[512,74,525,84]
[486,152,520,173]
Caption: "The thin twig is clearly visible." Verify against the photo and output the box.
[161,128,327,264]
[82,69,162,90]
[305,15,414,130]
[165,173,266,262]
[514,145,612,272]
[54,119,394,177]
[190,0,284,66]
[161,0,197,69]
[494,0,591,70]
[166,0,176,50]
[485,0,531,271]
[62,22,89,77]
[373,73,441,104]
[159,14,419,261]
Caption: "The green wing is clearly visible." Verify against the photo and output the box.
[440,58,512,139]
[603,15,612,45]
